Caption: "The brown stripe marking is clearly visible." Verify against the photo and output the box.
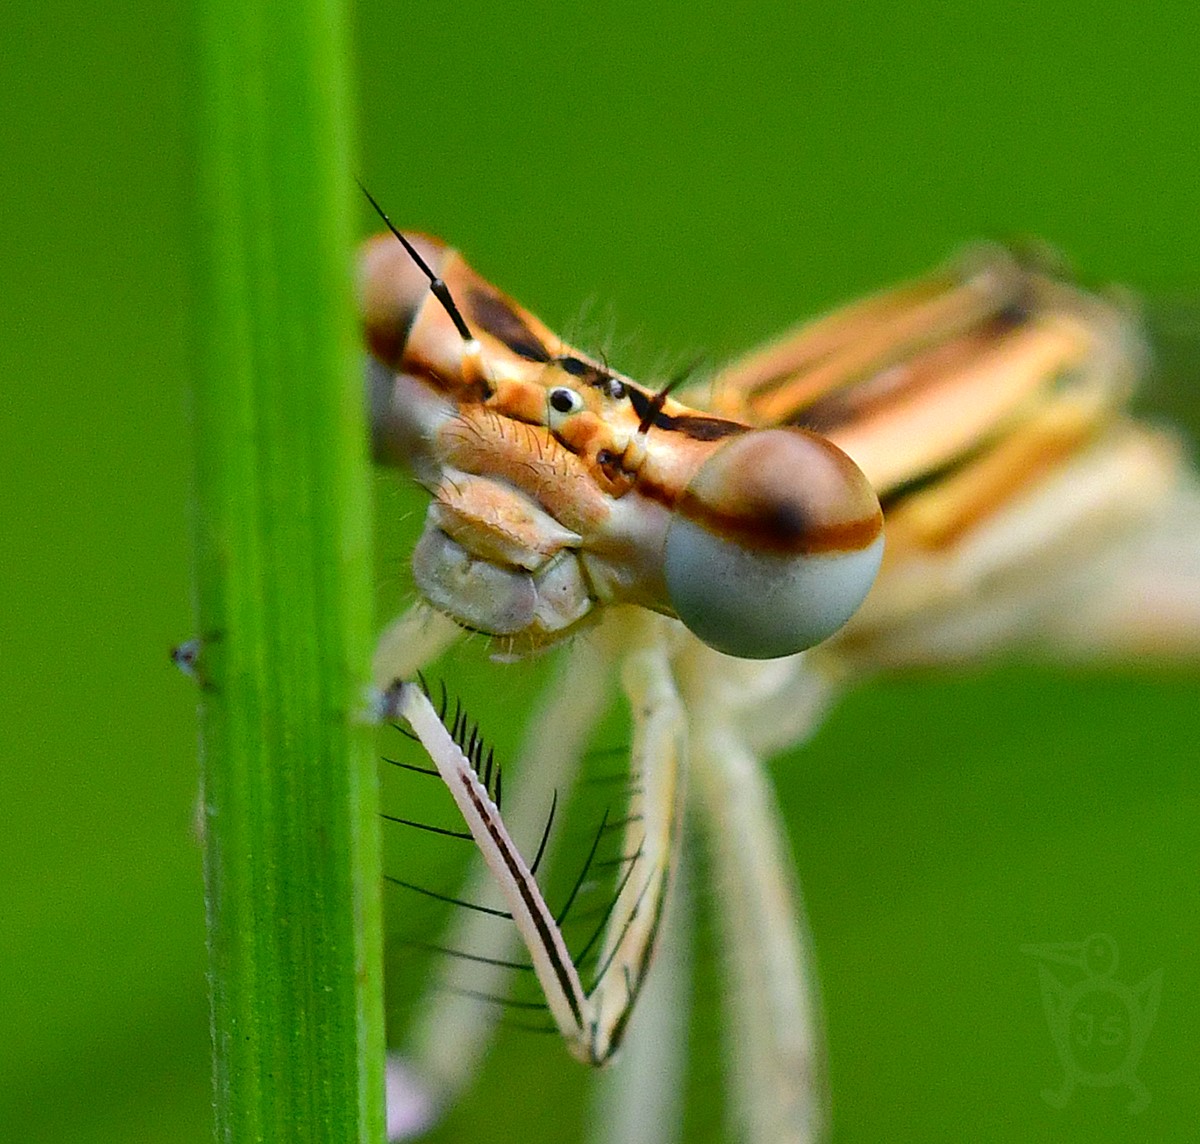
[674,490,884,555]
[466,284,552,363]
[646,429,884,555]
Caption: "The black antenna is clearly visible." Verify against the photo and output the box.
[357,179,475,345]
[628,354,706,435]
[629,375,683,435]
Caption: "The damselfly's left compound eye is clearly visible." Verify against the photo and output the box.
[663,428,884,659]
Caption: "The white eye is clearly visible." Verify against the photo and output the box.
[547,386,584,429]
[663,429,883,659]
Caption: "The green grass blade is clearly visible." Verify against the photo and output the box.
[189,0,384,1140]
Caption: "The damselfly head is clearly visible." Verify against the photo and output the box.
[361,223,883,659]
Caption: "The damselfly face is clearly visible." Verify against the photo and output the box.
[363,215,1199,1143]
[362,230,883,661]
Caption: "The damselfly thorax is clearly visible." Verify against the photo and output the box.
[363,218,1197,1143]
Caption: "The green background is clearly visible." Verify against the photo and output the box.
[3,1,1197,1142]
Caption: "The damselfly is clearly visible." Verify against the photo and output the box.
[361,204,1199,1143]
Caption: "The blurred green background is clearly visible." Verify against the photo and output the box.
[3,1,1197,1142]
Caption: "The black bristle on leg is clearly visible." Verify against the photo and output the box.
[529,790,558,876]
[555,807,610,927]
[480,742,493,790]
[383,875,513,919]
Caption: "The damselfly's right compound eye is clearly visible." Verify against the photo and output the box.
[663,428,884,659]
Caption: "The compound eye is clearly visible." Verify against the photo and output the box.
[663,429,884,659]
[547,386,585,429]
